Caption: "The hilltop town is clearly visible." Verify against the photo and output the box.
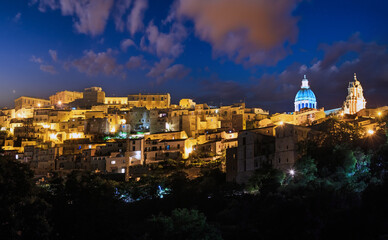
[0,74,386,183]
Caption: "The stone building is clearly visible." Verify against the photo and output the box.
[49,90,83,105]
[14,96,50,111]
[127,93,170,109]
[343,73,366,115]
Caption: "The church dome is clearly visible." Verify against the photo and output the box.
[294,75,317,111]
[295,88,316,102]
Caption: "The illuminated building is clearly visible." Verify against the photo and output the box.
[70,87,105,108]
[49,90,83,105]
[14,96,50,111]
[127,93,170,109]
[104,97,128,105]
[294,75,317,112]
[179,99,196,109]
[343,73,366,115]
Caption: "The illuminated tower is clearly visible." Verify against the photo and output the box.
[294,75,317,112]
[343,73,366,115]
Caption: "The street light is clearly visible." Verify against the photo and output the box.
[279,121,284,126]
[377,111,382,117]
[289,169,295,176]
[58,100,62,105]
[367,129,374,135]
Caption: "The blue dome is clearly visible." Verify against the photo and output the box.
[295,88,316,102]
[294,75,318,111]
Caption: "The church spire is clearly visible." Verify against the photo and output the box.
[354,73,358,81]
[301,75,309,89]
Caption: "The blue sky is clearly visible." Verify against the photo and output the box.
[0,0,387,112]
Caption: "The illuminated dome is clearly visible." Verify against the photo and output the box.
[294,75,317,112]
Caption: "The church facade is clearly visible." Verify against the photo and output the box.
[294,75,317,112]
[343,73,366,115]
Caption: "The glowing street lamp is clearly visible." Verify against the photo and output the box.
[58,100,62,105]
[37,103,41,107]
[289,169,295,176]
[377,111,382,117]
[367,129,374,135]
[279,121,284,126]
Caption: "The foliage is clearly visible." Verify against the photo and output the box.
[246,164,285,195]
[0,156,51,239]
[146,208,222,240]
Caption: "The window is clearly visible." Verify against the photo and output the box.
[242,137,246,145]
[111,160,116,164]
[278,158,281,163]
[166,145,170,150]
[132,146,135,151]
[177,144,180,149]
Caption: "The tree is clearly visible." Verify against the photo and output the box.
[0,156,51,239]
[246,164,285,195]
[146,208,222,240]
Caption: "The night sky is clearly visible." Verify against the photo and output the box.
[1,0,387,112]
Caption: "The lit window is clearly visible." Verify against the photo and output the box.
[111,161,116,164]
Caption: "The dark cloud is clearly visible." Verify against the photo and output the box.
[175,0,301,66]
[40,64,57,74]
[146,58,190,84]
[197,35,388,112]
[71,49,125,78]
[126,55,147,69]
[141,21,187,58]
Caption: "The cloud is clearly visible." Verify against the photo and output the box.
[40,64,57,74]
[113,0,132,32]
[49,49,57,61]
[120,38,136,51]
[141,21,187,58]
[197,34,388,112]
[160,64,191,84]
[30,55,43,64]
[146,58,190,84]
[126,55,147,69]
[147,58,174,78]
[127,0,148,35]
[71,49,125,77]
[175,0,301,66]
[32,0,147,36]
[59,0,115,36]
[13,13,22,23]
[30,0,58,12]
